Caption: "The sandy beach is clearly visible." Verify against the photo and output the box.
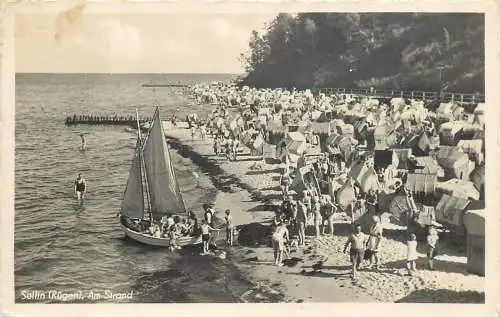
[165,125,484,303]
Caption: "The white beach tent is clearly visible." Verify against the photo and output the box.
[437,102,454,115]
[278,131,308,164]
[435,194,470,229]
[457,139,484,164]
[473,103,485,115]
[436,146,473,180]
[390,97,406,107]
[439,121,467,146]
[472,103,485,126]
[435,179,480,201]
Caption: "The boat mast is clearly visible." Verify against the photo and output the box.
[140,106,158,153]
[136,108,153,221]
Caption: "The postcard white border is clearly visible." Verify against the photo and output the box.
[1,1,498,317]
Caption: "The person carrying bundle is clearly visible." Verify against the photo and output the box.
[271,221,289,266]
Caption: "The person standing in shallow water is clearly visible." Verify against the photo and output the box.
[74,173,87,201]
[200,219,219,255]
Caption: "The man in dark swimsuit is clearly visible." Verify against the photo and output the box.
[74,173,87,201]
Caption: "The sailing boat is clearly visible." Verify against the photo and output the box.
[119,106,202,247]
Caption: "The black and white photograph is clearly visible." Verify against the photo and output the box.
[1,1,496,311]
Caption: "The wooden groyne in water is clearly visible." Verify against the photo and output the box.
[64,115,152,127]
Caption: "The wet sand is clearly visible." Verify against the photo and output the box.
[165,125,484,303]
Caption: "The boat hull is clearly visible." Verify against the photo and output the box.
[121,224,202,247]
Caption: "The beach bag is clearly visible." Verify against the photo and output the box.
[321,203,335,219]
[363,249,373,260]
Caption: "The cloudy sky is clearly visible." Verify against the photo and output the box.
[15,11,277,73]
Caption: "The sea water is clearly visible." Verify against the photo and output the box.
[14,73,252,303]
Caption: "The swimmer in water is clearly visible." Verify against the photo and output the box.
[74,173,87,201]
[79,133,87,151]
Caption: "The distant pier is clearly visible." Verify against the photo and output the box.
[64,114,152,128]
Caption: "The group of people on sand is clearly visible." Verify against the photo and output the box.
[213,135,240,161]
[199,205,236,254]
[271,182,440,280]
[343,220,440,280]
[268,150,441,280]
[176,82,447,274]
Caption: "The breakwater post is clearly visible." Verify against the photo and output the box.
[64,114,152,128]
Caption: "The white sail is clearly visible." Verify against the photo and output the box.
[121,140,145,219]
[142,108,186,216]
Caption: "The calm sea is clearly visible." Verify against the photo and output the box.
[14,73,253,303]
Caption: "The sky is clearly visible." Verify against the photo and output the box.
[15,11,277,73]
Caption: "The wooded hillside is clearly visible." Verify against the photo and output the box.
[238,13,484,94]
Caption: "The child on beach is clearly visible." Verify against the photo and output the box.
[296,199,307,246]
[203,204,215,227]
[199,125,207,140]
[191,125,197,141]
[214,137,221,156]
[200,219,220,255]
[224,209,234,246]
[225,138,233,160]
[426,226,439,270]
[406,233,418,275]
[231,136,239,161]
[302,190,312,224]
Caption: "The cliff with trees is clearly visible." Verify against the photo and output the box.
[238,13,484,94]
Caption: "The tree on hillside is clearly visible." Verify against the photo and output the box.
[239,13,484,93]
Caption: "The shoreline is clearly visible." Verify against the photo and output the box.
[165,128,375,303]
[165,125,484,303]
